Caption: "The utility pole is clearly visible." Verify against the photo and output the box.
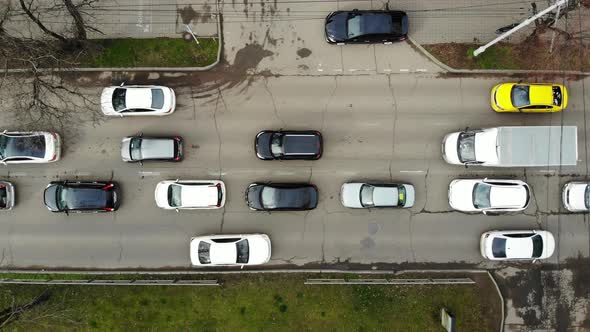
[473,0,568,56]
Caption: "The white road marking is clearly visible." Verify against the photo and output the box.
[383,69,392,72]
[139,171,161,176]
[399,69,409,72]
[399,170,425,173]
[333,68,342,72]
[9,172,27,176]
[416,69,428,72]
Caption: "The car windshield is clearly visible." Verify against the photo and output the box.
[457,132,476,163]
[531,235,543,258]
[261,187,278,209]
[360,184,375,207]
[492,238,507,258]
[398,185,406,206]
[585,185,590,209]
[151,89,164,109]
[56,186,68,210]
[0,185,7,208]
[511,85,530,107]
[198,241,211,264]
[112,88,126,112]
[236,239,249,264]
[472,183,491,209]
[129,138,142,160]
[167,184,182,207]
[270,133,284,157]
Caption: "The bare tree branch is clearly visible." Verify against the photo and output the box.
[18,0,67,42]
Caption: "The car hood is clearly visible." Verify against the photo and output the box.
[402,184,415,208]
[341,183,364,208]
[448,180,478,211]
[247,185,264,210]
[325,12,348,42]
[248,234,272,265]
[539,231,556,259]
[442,132,461,165]
[255,132,273,159]
[154,182,171,208]
[100,87,117,115]
[43,184,60,211]
[564,183,588,210]
[495,83,514,109]
[120,137,132,161]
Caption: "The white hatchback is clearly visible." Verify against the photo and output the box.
[562,182,590,212]
[155,180,225,210]
[480,230,555,261]
[448,178,530,214]
[190,234,272,266]
[100,85,176,117]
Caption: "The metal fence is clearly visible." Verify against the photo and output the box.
[0,279,220,286]
[305,278,475,285]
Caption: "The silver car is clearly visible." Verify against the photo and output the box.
[120,135,182,163]
[340,182,415,208]
[0,181,15,210]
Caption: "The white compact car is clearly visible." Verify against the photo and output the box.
[155,180,225,210]
[340,182,415,208]
[480,230,555,261]
[190,234,272,266]
[562,182,590,212]
[100,85,176,116]
[0,131,61,164]
[448,178,530,214]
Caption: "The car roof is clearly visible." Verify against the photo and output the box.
[180,184,219,207]
[489,185,527,208]
[372,186,398,206]
[504,236,534,258]
[63,187,109,209]
[283,133,320,155]
[529,85,553,105]
[209,242,238,264]
[125,88,153,109]
[140,138,174,159]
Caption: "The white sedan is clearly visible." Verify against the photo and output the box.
[340,182,415,208]
[0,131,61,164]
[190,234,272,266]
[448,178,530,214]
[100,85,176,117]
[480,230,555,261]
[155,180,225,210]
[562,182,590,212]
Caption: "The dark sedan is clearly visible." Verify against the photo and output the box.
[325,9,408,44]
[255,130,322,160]
[246,183,318,211]
[44,181,120,213]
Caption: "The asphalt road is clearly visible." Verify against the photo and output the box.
[0,73,588,269]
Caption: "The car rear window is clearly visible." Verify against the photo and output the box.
[531,235,543,258]
[0,185,7,208]
[198,241,211,264]
[113,88,126,111]
[151,89,165,109]
[236,239,249,264]
[130,138,142,161]
[492,238,507,258]
[473,183,491,209]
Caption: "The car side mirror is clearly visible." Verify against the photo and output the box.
[532,259,537,264]
[518,79,523,84]
[1,130,6,134]
[120,82,125,86]
[118,113,124,118]
[139,161,143,166]
[175,179,179,183]
[65,210,69,216]
[175,208,179,213]
[240,265,245,270]
[138,132,143,137]
[482,210,487,215]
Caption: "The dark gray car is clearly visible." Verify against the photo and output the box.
[255,130,322,160]
[325,9,408,44]
[246,183,318,211]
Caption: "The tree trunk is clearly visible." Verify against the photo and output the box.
[63,0,87,40]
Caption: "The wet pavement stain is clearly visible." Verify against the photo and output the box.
[297,48,312,58]
[177,5,212,24]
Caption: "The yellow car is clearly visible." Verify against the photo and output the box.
[491,83,568,112]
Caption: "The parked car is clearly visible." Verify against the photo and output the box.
[325,9,408,44]
[246,183,318,211]
[155,180,226,210]
[255,130,322,160]
[121,135,182,163]
[190,234,271,266]
[480,230,555,261]
[448,179,530,214]
[43,181,120,213]
[100,85,176,116]
[491,82,568,112]
[562,182,590,212]
[0,181,15,210]
[340,182,415,208]
[0,130,61,164]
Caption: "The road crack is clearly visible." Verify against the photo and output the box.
[322,76,338,132]
[263,78,285,127]
[214,88,224,178]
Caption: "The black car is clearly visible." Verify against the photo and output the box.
[325,9,408,44]
[246,183,318,211]
[44,181,120,213]
[255,130,322,160]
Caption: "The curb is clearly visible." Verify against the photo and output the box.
[408,36,590,76]
[3,2,223,73]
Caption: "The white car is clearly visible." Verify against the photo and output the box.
[0,131,61,164]
[100,85,176,117]
[340,182,415,208]
[562,182,590,212]
[0,181,15,210]
[480,230,555,261]
[448,178,530,214]
[190,234,271,266]
[155,180,225,210]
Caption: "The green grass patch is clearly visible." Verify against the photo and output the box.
[0,273,497,331]
[82,37,219,68]
[466,45,519,70]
